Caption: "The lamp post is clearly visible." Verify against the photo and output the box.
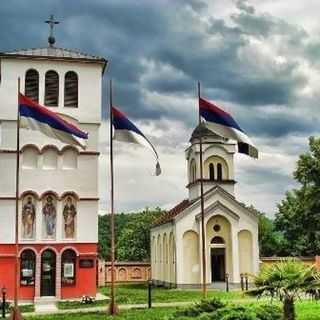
[1,287,7,319]
[147,280,152,309]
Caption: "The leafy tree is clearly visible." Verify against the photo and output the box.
[258,213,284,257]
[245,205,283,256]
[98,208,162,261]
[275,137,320,256]
[248,259,320,320]
[117,208,162,261]
[98,213,128,260]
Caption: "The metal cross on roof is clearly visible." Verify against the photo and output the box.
[45,14,60,47]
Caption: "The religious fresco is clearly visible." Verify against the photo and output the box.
[62,196,77,239]
[42,195,57,239]
[22,195,36,239]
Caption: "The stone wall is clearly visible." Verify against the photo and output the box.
[260,256,320,270]
[98,257,320,287]
[97,261,151,287]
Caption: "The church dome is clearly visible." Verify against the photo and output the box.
[190,123,226,142]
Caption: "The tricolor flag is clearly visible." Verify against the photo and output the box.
[112,106,161,176]
[199,97,258,158]
[19,94,88,149]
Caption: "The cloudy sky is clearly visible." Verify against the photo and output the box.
[1,0,320,216]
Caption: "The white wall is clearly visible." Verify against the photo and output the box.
[0,58,103,123]
[0,54,103,245]
[0,152,98,198]
[174,188,259,285]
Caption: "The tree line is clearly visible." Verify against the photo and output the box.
[98,137,320,260]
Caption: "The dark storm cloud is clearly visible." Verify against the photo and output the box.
[239,112,318,138]
[240,166,293,187]
[0,0,317,138]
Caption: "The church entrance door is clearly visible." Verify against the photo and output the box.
[211,248,225,282]
[41,250,56,296]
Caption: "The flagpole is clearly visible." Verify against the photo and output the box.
[109,79,118,315]
[198,81,207,298]
[12,78,23,320]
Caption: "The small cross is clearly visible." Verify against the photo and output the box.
[45,15,60,47]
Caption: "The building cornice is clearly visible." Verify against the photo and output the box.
[0,194,99,201]
[186,179,236,188]
[195,200,240,221]
[0,148,100,156]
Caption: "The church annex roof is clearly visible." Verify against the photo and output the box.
[0,47,108,73]
[152,185,258,228]
[153,199,191,227]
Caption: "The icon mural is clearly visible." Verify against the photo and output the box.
[42,195,57,239]
[63,196,77,239]
[22,195,36,239]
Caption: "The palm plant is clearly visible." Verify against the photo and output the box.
[247,259,320,320]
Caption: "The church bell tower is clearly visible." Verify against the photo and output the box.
[185,123,237,201]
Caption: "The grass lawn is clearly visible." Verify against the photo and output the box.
[296,301,320,320]
[24,285,320,319]
[57,299,109,310]
[26,307,178,320]
[25,302,320,319]
[99,283,244,305]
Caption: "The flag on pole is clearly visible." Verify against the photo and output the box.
[199,97,258,158]
[112,106,161,175]
[19,94,88,149]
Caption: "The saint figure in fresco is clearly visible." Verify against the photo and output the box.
[42,195,56,238]
[63,196,76,238]
[22,196,36,238]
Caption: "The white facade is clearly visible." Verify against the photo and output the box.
[0,48,106,245]
[151,125,259,287]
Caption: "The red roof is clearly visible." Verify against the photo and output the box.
[153,199,190,227]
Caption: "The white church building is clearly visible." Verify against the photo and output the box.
[151,124,259,287]
[0,24,107,301]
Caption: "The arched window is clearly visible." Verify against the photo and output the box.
[217,163,223,181]
[64,71,78,108]
[61,249,76,286]
[190,159,196,183]
[209,163,215,181]
[20,250,36,286]
[25,69,39,102]
[211,236,225,244]
[45,70,59,106]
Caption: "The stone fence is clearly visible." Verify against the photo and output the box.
[97,256,320,286]
[260,256,320,269]
[97,260,151,287]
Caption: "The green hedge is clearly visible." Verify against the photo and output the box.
[170,298,282,320]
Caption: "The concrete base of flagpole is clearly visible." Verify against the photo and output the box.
[9,307,23,320]
[108,301,119,316]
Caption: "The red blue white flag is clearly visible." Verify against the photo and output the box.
[112,106,161,175]
[19,94,88,149]
[199,97,258,158]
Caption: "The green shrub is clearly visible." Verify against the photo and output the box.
[173,298,225,318]
[253,304,282,320]
[173,301,282,320]
[203,305,256,320]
